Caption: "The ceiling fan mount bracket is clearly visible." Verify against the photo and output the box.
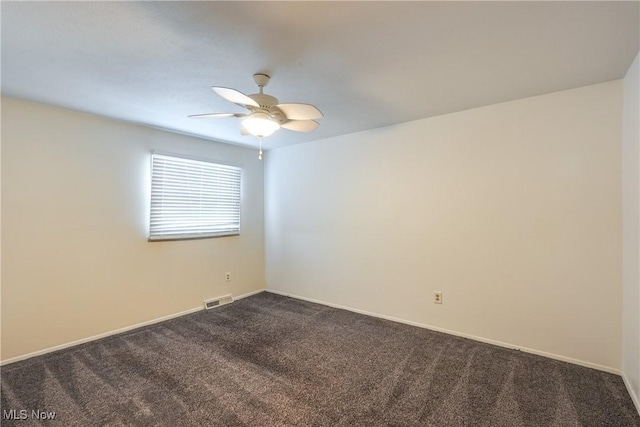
[253,73,271,88]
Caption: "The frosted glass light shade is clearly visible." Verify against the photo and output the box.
[242,113,280,137]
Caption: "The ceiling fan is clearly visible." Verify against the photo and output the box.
[189,73,323,159]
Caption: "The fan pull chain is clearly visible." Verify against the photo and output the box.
[258,137,263,160]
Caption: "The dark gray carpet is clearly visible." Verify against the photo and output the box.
[1,292,639,426]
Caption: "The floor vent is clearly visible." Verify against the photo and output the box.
[204,295,233,310]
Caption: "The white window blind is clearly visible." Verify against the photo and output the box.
[149,153,241,241]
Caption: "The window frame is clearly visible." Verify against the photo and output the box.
[148,150,242,242]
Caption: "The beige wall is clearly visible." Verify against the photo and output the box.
[266,81,623,370]
[1,97,265,361]
[622,52,640,409]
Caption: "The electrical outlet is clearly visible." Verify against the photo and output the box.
[225,272,231,282]
[434,291,442,304]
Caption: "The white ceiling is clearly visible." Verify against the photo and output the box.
[2,1,638,150]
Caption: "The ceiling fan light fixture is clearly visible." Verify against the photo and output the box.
[242,112,280,137]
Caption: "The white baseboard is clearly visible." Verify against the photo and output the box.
[622,373,640,416]
[266,289,621,375]
[233,288,266,300]
[0,288,266,366]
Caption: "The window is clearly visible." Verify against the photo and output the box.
[149,152,241,241]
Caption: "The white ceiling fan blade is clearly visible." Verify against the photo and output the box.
[281,120,320,132]
[277,103,323,120]
[212,87,259,108]
[188,113,247,119]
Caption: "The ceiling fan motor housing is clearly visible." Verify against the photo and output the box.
[249,93,278,109]
[248,93,286,123]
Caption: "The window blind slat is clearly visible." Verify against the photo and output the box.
[149,153,241,240]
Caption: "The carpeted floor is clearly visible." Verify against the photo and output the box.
[1,292,639,426]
